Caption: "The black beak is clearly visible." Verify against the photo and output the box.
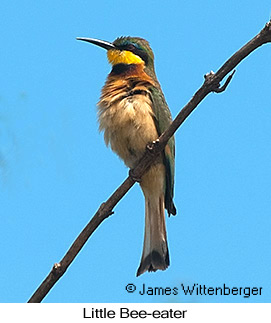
[76,37,115,50]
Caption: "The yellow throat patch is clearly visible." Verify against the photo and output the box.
[107,49,144,65]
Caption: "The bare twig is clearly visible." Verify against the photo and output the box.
[28,20,271,303]
[213,70,236,93]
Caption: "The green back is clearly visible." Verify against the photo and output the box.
[149,86,176,216]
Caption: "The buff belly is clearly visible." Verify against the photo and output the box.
[98,94,158,168]
[98,93,165,195]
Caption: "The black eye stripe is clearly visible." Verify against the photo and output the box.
[117,44,148,64]
[118,44,136,51]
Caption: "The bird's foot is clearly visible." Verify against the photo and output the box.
[129,169,141,183]
[147,139,160,154]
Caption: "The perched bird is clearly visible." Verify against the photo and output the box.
[77,36,176,276]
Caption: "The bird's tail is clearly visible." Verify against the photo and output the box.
[136,191,169,276]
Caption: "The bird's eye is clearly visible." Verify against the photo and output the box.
[126,44,135,51]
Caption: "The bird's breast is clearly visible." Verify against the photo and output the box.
[98,86,158,168]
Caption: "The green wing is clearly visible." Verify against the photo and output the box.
[149,86,176,216]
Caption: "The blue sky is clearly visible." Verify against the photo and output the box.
[0,1,270,303]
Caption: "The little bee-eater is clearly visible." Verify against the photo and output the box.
[77,36,176,276]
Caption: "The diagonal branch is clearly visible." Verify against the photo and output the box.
[28,20,271,303]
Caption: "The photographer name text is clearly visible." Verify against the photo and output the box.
[125,283,262,298]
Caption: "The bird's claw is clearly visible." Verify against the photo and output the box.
[147,139,160,154]
[129,169,141,183]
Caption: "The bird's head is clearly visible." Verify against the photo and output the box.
[77,36,155,74]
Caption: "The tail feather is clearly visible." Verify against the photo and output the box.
[136,194,169,276]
